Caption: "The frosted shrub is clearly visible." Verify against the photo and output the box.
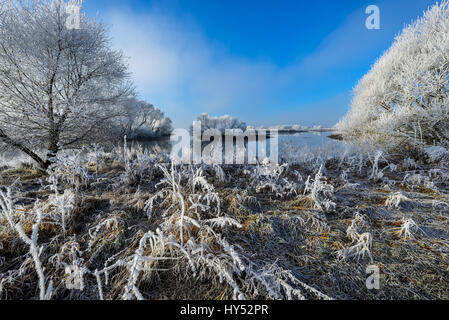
[403,158,420,170]
[337,233,373,263]
[425,146,449,163]
[117,98,173,139]
[121,141,157,186]
[403,173,435,189]
[368,151,387,181]
[336,211,374,262]
[47,150,90,192]
[243,262,332,300]
[144,162,222,242]
[44,190,76,234]
[346,213,368,243]
[392,218,424,240]
[0,188,52,299]
[87,216,125,258]
[337,1,449,153]
[233,190,260,212]
[432,200,449,210]
[303,165,336,212]
[85,143,105,176]
[428,168,449,185]
[250,159,296,198]
[211,163,226,182]
[119,229,174,300]
[385,192,412,209]
[285,212,330,234]
[0,187,15,231]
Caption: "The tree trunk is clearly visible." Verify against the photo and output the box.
[0,128,48,169]
[46,130,60,166]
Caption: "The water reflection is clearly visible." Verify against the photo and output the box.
[132,131,339,157]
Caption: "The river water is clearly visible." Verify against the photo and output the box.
[134,131,343,158]
[1,131,343,166]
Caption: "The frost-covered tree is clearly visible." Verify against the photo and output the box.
[117,98,172,139]
[0,0,133,168]
[190,113,247,134]
[337,1,449,153]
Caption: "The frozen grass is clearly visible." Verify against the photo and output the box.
[0,142,448,300]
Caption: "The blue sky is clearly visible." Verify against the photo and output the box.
[83,0,437,128]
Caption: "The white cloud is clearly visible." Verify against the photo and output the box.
[103,1,427,128]
[105,9,280,128]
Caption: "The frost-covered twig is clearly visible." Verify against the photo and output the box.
[337,233,374,263]
[392,217,425,240]
[0,190,52,300]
